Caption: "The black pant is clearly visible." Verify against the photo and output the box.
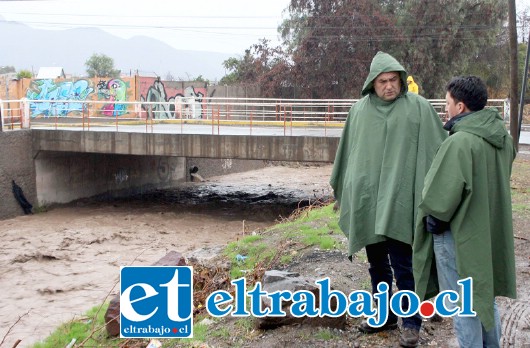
[365,238,422,330]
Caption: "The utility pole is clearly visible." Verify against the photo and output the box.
[508,0,520,150]
[519,31,530,141]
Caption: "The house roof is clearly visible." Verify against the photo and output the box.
[36,67,66,79]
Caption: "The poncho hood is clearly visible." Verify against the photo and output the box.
[330,68,447,258]
[450,108,507,149]
[361,51,408,96]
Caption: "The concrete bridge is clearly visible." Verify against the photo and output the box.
[1,125,340,219]
[32,129,340,162]
[0,96,519,219]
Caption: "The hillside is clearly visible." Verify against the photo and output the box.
[0,18,230,80]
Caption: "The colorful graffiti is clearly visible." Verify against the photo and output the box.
[140,80,205,119]
[97,79,129,116]
[23,77,208,119]
[26,79,94,117]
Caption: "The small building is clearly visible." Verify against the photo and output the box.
[36,67,66,79]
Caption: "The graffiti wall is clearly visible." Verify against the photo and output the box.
[26,79,94,117]
[24,77,134,118]
[97,78,131,117]
[139,78,207,119]
[14,76,261,119]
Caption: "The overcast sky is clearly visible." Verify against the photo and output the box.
[0,0,291,55]
[0,0,529,56]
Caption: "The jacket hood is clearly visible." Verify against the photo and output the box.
[451,108,508,149]
[361,51,408,96]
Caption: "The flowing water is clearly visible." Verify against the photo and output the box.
[0,164,333,347]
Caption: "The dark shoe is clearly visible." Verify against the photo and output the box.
[399,327,420,347]
[358,320,398,334]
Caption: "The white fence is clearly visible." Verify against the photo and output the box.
[0,97,509,133]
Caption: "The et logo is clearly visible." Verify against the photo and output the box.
[120,266,193,338]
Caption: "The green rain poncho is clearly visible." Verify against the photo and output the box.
[413,108,517,331]
[330,52,447,258]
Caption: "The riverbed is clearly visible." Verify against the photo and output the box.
[0,164,333,347]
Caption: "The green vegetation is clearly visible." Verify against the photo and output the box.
[513,203,530,213]
[299,225,336,249]
[32,304,111,348]
[85,53,120,78]
[314,327,336,340]
[32,205,49,214]
[235,317,255,332]
[16,69,33,79]
[511,158,530,216]
[225,202,341,278]
[225,235,272,278]
[221,0,511,99]
[280,254,293,264]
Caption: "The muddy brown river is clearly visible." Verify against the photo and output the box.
[0,164,333,347]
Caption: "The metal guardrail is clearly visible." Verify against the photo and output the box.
[0,97,511,134]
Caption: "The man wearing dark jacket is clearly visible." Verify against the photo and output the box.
[330,52,447,347]
[413,76,516,347]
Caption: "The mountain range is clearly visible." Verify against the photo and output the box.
[0,18,232,81]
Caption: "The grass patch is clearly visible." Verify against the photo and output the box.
[224,202,341,278]
[280,254,293,264]
[326,218,341,233]
[210,326,231,339]
[224,236,275,278]
[280,203,340,230]
[315,328,336,340]
[32,303,118,348]
[279,203,341,250]
[299,225,337,249]
[235,317,255,332]
[513,203,530,213]
[511,158,530,205]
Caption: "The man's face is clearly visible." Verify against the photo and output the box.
[445,91,464,119]
[374,72,401,101]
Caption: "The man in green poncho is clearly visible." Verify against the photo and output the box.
[330,51,447,347]
[413,76,516,347]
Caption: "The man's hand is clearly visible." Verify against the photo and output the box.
[424,215,450,235]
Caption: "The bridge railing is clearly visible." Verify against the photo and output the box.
[0,97,509,134]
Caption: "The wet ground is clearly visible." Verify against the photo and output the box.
[123,180,329,221]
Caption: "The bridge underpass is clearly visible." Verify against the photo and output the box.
[31,129,339,205]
